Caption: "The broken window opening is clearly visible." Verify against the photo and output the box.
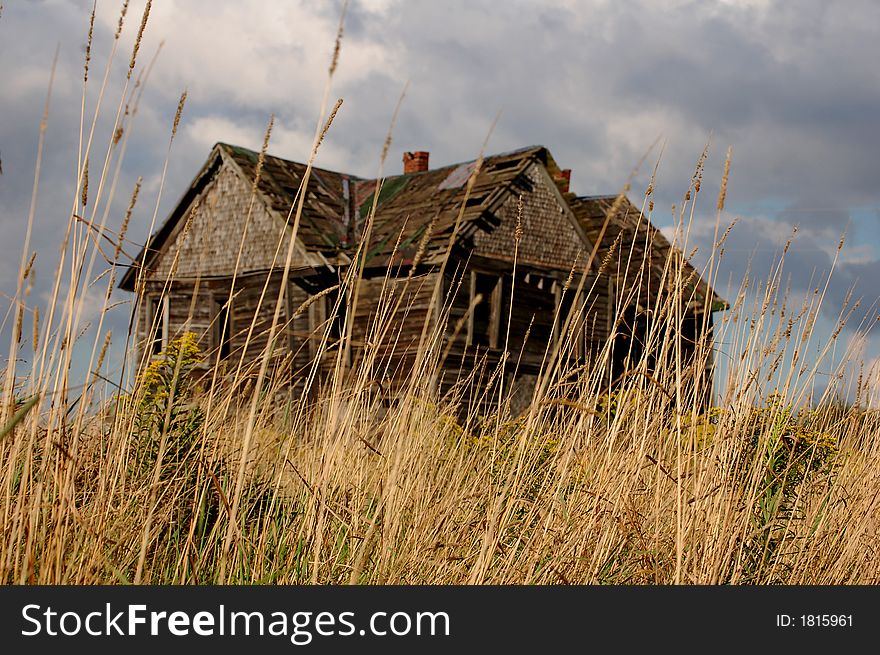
[145,294,169,357]
[468,271,505,349]
[213,296,232,361]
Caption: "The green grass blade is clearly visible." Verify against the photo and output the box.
[0,394,40,441]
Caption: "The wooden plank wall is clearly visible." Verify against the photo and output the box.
[138,273,312,379]
[139,279,222,362]
[441,269,612,372]
[348,271,440,384]
[435,260,617,413]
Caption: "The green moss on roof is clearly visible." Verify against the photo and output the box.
[222,143,258,160]
[359,175,410,219]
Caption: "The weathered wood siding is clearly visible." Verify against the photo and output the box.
[137,273,312,377]
[139,279,223,360]
[472,162,586,272]
[147,159,301,281]
[348,271,440,382]
[228,274,281,367]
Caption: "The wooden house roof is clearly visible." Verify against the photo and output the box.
[224,143,572,270]
[569,195,727,312]
[119,143,726,312]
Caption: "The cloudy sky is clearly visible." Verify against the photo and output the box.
[1,0,879,402]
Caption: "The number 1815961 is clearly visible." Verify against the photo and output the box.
[776,614,853,627]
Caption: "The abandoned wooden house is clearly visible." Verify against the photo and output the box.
[119,142,726,404]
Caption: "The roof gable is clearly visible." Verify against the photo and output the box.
[353,146,555,267]
[221,144,358,253]
[119,149,222,290]
[471,161,592,271]
[143,157,304,281]
[119,144,331,290]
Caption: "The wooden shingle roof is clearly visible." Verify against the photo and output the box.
[570,195,727,311]
[223,143,552,267]
[120,142,725,312]
[221,144,355,254]
[353,145,548,267]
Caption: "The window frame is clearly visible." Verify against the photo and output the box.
[212,294,233,361]
[145,293,169,357]
[467,270,504,349]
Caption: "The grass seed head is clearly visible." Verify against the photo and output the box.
[115,177,141,261]
[22,252,36,281]
[81,158,89,207]
[95,330,112,374]
[717,146,732,212]
[514,194,524,243]
[171,90,187,140]
[128,0,151,79]
[32,306,39,352]
[316,98,343,154]
[13,304,22,345]
[84,3,95,84]
[329,0,347,77]
[116,0,130,40]
[252,114,275,195]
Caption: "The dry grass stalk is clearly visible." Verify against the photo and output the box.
[253,114,275,194]
[94,330,112,378]
[81,157,89,207]
[316,99,343,154]
[22,252,36,281]
[717,146,732,212]
[32,306,40,352]
[116,177,141,261]
[329,0,348,77]
[116,1,130,40]
[293,285,341,319]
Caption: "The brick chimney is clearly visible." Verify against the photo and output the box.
[554,169,572,193]
[403,151,430,174]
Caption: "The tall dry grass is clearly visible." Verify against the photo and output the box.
[1,2,878,585]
